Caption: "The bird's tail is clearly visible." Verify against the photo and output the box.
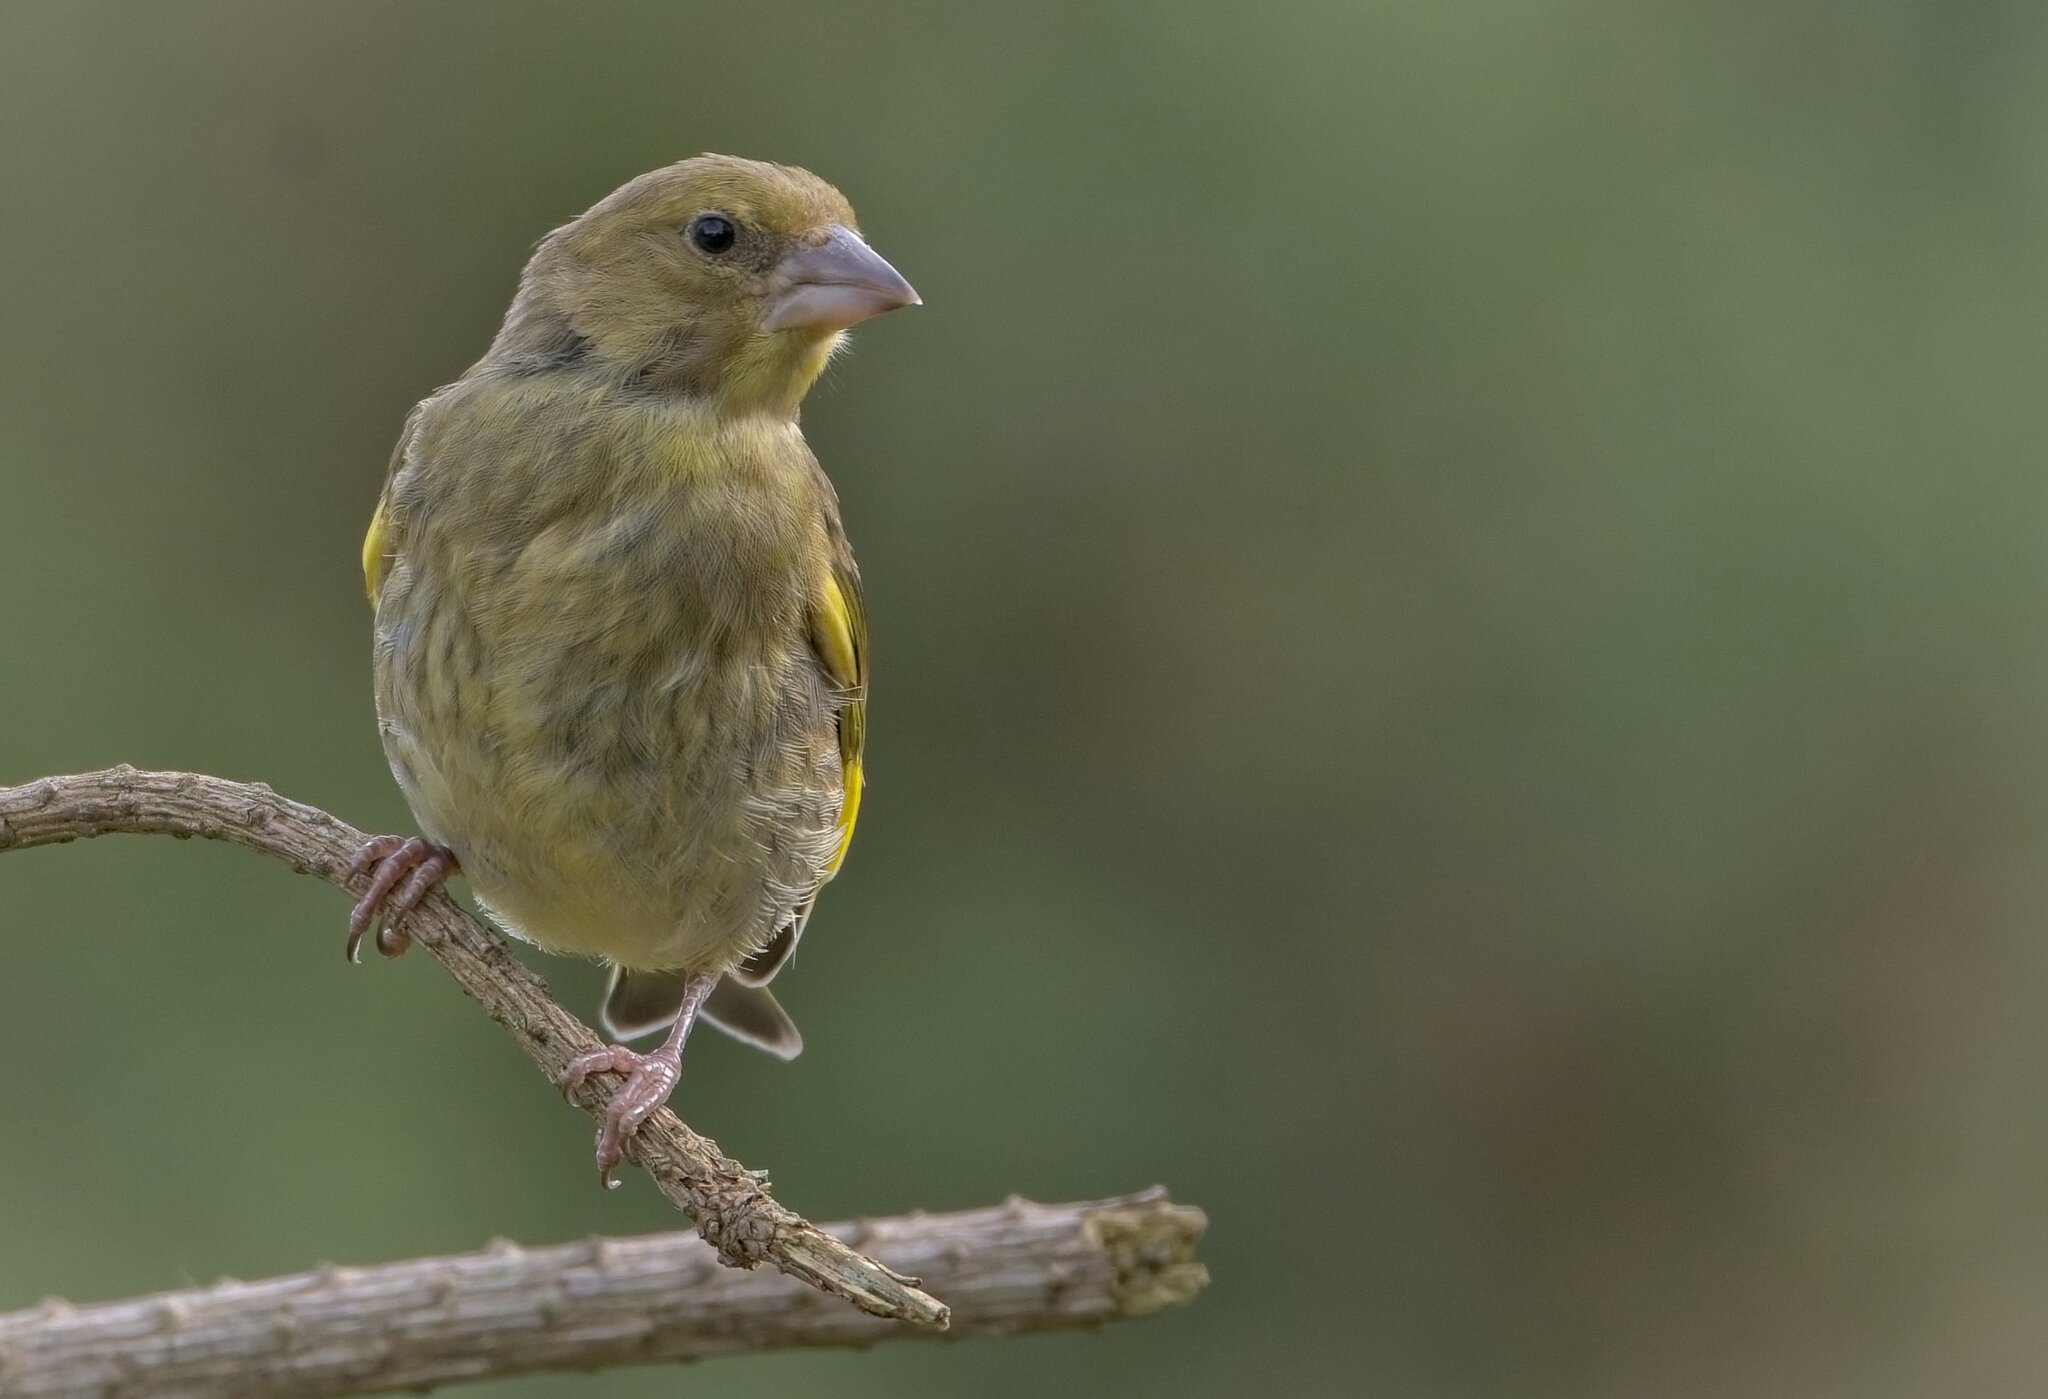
[601,967,803,1060]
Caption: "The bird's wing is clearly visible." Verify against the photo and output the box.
[731,522,867,989]
[812,555,868,879]
[360,408,421,605]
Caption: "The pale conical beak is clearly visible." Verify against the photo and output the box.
[761,225,921,333]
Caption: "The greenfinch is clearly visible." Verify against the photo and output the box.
[348,155,918,1178]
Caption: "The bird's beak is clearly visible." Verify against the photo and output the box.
[761,225,920,333]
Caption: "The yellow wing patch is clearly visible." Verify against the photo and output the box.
[814,570,860,681]
[813,568,867,875]
[364,406,421,606]
[361,496,391,603]
[830,754,863,875]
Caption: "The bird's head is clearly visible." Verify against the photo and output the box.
[497,154,920,416]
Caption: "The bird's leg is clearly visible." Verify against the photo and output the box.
[345,836,459,962]
[561,971,720,1187]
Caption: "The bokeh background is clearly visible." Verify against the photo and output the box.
[5,2,2048,1395]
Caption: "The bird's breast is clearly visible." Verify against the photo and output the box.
[373,390,842,970]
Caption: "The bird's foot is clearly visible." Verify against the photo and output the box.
[561,1044,684,1187]
[345,836,458,962]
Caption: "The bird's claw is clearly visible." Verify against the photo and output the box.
[560,1045,683,1187]
[345,836,458,962]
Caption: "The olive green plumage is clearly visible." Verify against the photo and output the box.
[362,155,915,1057]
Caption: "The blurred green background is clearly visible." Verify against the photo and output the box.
[5,1,2048,1395]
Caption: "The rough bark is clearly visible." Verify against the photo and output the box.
[0,1191,1206,1398]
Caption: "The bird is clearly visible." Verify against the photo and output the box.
[347,154,917,1181]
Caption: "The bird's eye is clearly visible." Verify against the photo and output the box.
[688,214,737,255]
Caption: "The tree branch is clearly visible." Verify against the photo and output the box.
[0,768,957,1324]
[0,1190,1206,1398]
